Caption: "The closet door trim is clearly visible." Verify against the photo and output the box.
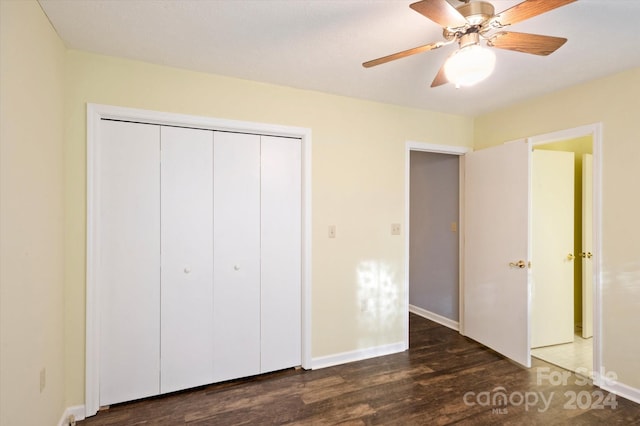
[86,103,312,417]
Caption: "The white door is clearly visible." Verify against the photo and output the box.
[160,126,215,393]
[582,153,594,338]
[212,131,261,382]
[98,120,161,405]
[260,136,302,372]
[463,140,531,367]
[531,150,575,348]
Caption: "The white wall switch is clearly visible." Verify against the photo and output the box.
[328,225,336,238]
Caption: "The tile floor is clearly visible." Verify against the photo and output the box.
[531,333,593,375]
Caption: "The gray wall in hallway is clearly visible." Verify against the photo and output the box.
[409,151,459,321]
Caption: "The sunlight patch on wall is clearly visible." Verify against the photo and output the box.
[356,260,402,347]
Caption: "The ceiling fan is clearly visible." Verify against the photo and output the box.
[363,0,576,88]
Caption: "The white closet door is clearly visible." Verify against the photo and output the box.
[160,126,214,393]
[98,120,161,405]
[212,131,261,382]
[260,136,302,372]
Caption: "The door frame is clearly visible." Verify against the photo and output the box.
[85,103,313,416]
[528,123,602,384]
[404,123,602,380]
[403,141,471,348]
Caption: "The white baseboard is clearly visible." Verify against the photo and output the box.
[58,405,85,426]
[409,304,459,331]
[311,341,406,370]
[600,379,640,405]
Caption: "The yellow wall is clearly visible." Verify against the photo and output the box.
[63,51,474,404]
[0,1,67,425]
[475,68,640,390]
[4,0,639,416]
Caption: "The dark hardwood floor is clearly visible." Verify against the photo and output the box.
[80,314,640,425]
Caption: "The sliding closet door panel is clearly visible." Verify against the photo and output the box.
[98,120,161,405]
[160,126,214,393]
[260,136,302,372]
[212,131,261,382]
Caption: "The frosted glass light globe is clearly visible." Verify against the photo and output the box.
[444,44,496,88]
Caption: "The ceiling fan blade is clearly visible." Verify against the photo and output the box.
[430,62,448,87]
[362,41,447,68]
[410,0,467,28]
[487,31,568,56]
[495,0,576,27]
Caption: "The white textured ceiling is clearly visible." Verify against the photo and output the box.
[38,0,640,116]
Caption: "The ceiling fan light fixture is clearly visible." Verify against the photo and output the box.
[364,0,575,89]
[443,43,496,88]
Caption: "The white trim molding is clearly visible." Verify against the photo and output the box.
[406,141,471,156]
[85,103,312,417]
[311,342,405,370]
[409,304,459,331]
[57,405,85,426]
[600,379,640,406]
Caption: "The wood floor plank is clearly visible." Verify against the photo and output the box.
[80,314,640,425]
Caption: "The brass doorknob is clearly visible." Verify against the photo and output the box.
[567,253,575,260]
[509,260,527,269]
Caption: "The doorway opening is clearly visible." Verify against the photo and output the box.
[531,135,594,375]
[403,142,469,346]
[531,135,593,372]
[403,125,602,386]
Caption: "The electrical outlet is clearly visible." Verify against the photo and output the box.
[40,368,46,393]
[391,223,401,235]
[328,225,336,238]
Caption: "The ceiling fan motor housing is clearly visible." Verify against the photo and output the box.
[443,1,495,41]
[458,31,481,49]
[456,1,495,26]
